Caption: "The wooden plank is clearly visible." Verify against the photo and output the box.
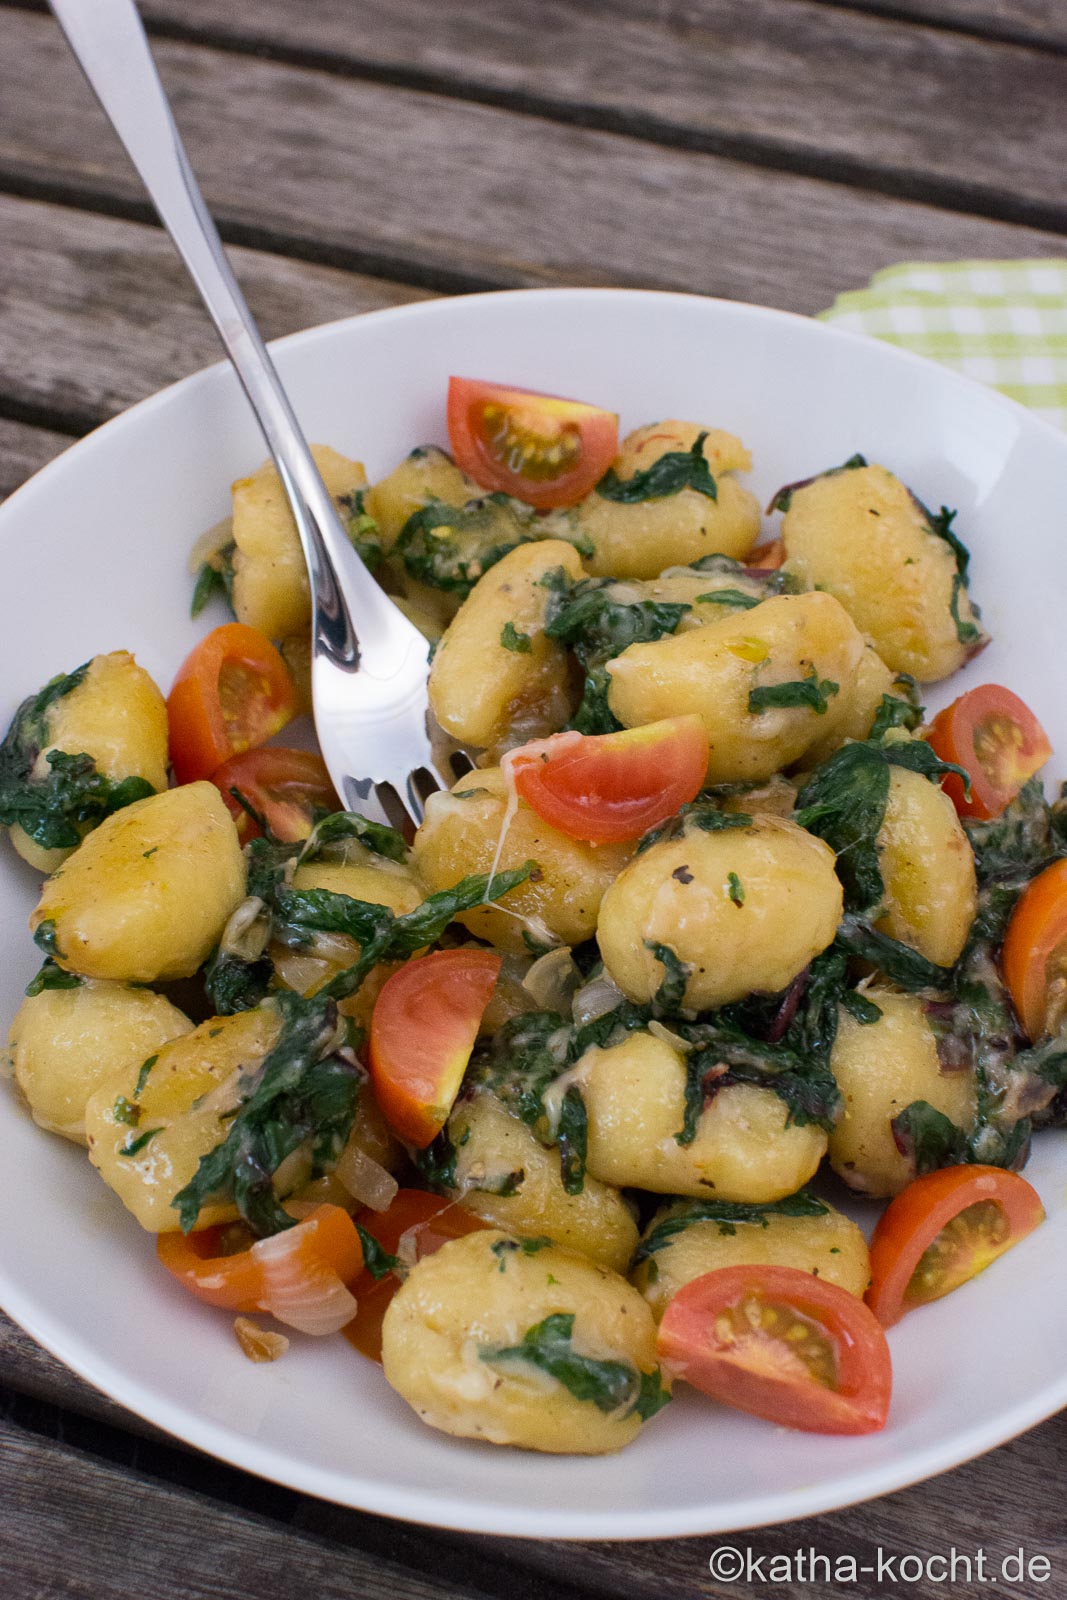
[0,193,427,430]
[0,1412,514,1600]
[817,1,1067,50]
[133,0,1067,229]
[0,417,71,499]
[0,11,1065,319]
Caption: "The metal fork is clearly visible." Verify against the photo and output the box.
[48,0,443,833]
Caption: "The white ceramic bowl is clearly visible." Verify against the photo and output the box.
[1,289,1065,1539]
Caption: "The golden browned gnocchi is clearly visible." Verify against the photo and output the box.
[577,1031,827,1201]
[575,423,761,578]
[363,445,479,550]
[5,980,193,1143]
[413,768,632,953]
[31,782,245,983]
[7,651,169,873]
[875,764,977,966]
[447,1092,638,1272]
[631,1198,870,1320]
[381,1229,665,1453]
[428,540,583,749]
[85,1006,283,1231]
[828,988,977,1196]
[232,444,367,639]
[596,813,842,1011]
[779,462,985,681]
[606,591,867,783]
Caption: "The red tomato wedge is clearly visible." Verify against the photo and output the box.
[1002,858,1067,1041]
[746,538,786,572]
[369,948,501,1147]
[447,377,618,510]
[504,716,709,844]
[343,1190,490,1362]
[926,684,1051,820]
[657,1265,892,1435]
[209,747,338,843]
[867,1167,1044,1328]
[157,1204,364,1335]
[167,622,298,786]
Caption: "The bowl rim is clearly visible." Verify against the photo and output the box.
[3,284,1067,1540]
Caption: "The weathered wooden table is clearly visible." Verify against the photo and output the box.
[2,3,1065,1595]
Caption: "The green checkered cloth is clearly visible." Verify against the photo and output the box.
[819,261,1067,431]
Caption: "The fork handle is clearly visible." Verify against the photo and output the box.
[47,0,404,666]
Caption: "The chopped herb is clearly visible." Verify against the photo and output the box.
[24,959,81,997]
[134,1055,158,1097]
[748,667,838,717]
[190,542,236,618]
[339,488,384,572]
[142,846,159,860]
[557,1085,588,1196]
[490,1236,553,1271]
[596,432,718,504]
[32,920,63,961]
[355,1223,401,1281]
[119,1126,162,1157]
[694,588,759,609]
[648,942,691,1013]
[500,621,533,654]
[950,572,982,646]
[727,871,745,907]
[481,1313,670,1420]
[632,1192,829,1265]
[840,990,882,1024]
[112,1095,141,1128]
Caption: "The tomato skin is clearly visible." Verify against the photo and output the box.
[342,1190,489,1362]
[156,1203,364,1333]
[1002,857,1067,1041]
[369,948,502,1147]
[505,715,710,844]
[926,685,1051,820]
[209,747,338,843]
[745,538,786,572]
[867,1167,1044,1328]
[447,377,619,510]
[657,1265,892,1435]
[167,622,298,786]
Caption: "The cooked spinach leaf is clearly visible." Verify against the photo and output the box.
[868,676,924,742]
[355,1223,401,1281]
[632,1191,829,1264]
[0,666,155,850]
[191,542,237,618]
[694,587,759,609]
[596,432,717,504]
[891,1100,973,1174]
[557,1084,588,1197]
[396,494,537,595]
[24,959,82,997]
[767,454,867,515]
[648,941,691,1012]
[500,620,532,653]
[748,667,839,717]
[481,1313,671,1420]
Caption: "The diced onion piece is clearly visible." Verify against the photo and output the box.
[523,946,582,1013]
[335,1142,399,1213]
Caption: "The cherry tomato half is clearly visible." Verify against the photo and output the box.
[209,746,338,843]
[505,715,710,844]
[866,1167,1044,1327]
[926,684,1051,820]
[657,1264,892,1435]
[369,948,502,1147]
[157,1204,364,1335]
[1002,858,1067,1041]
[447,377,619,510]
[167,622,298,786]
[343,1190,489,1362]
